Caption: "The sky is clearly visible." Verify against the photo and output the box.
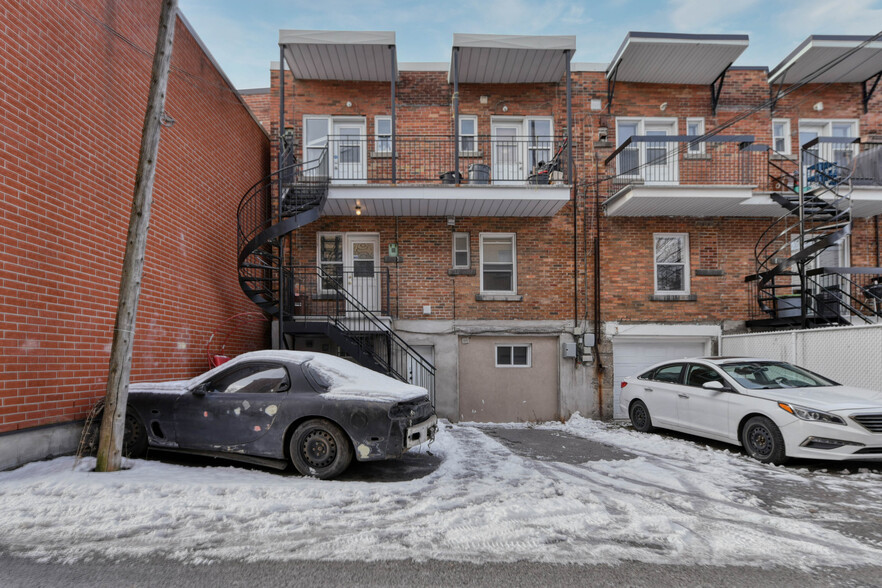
[177,0,882,89]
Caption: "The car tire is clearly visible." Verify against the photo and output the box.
[629,400,654,433]
[84,408,148,459]
[741,416,787,465]
[289,419,353,479]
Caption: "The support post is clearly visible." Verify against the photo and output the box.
[277,44,286,349]
[390,44,397,184]
[453,47,460,185]
[798,141,807,328]
[96,0,178,472]
[862,71,881,114]
[606,62,619,112]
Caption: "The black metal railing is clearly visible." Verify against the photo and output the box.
[807,267,882,324]
[313,134,570,185]
[284,266,392,317]
[603,135,759,191]
[288,266,435,400]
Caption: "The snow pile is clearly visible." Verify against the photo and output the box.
[0,417,880,568]
[128,350,427,402]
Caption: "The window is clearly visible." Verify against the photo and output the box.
[480,233,516,294]
[460,116,478,153]
[304,116,330,163]
[686,118,705,154]
[318,233,343,291]
[495,344,531,367]
[615,118,678,182]
[686,364,725,387]
[651,364,685,384]
[654,234,690,294]
[526,118,553,171]
[210,365,289,395]
[772,119,791,155]
[798,119,858,173]
[616,120,640,175]
[375,116,392,153]
[452,232,470,268]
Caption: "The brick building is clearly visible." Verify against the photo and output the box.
[0,1,270,469]
[241,30,882,423]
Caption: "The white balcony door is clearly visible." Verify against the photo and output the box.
[491,123,523,184]
[344,234,380,313]
[643,121,677,185]
[333,121,366,184]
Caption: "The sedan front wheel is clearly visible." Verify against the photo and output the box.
[741,416,787,465]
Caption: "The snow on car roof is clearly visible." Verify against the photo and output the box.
[188,350,428,402]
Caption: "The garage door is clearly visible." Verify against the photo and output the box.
[612,339,707,419]
[459,336,558,423]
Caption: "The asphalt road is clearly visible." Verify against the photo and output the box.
[3,425,882,587]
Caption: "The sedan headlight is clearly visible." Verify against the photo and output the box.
[778,403,846,425]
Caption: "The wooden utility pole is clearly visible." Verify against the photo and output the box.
[96,0,178,472]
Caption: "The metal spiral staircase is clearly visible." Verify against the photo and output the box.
[747,138,882,328]
[236,142,435,396]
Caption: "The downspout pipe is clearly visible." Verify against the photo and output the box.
[277,44,286,350]
[453,47,460,185]
[566,50,577,332]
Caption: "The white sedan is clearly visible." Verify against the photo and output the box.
[620,357,882,464]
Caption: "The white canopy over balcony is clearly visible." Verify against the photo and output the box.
[279,30,397,81]
[450,34,576,84]
[769,35,882,85]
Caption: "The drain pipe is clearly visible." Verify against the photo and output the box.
[593,149,606,419]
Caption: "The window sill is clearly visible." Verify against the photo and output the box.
[649,294,697,302]
[770,153,795,161]
[695,269,724,276]
[448,268,476,276]
[370,151,393,158]
[459,150,483,158]
[476,293,523,302]
[685,153,710,160]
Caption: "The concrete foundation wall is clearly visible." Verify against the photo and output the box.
[0,423,82,471]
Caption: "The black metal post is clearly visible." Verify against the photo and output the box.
[453,47,460,185]
[277,44,286,349]
[566,50,573,184]
[390,44,397,184]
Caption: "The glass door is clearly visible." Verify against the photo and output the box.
[344,234,380,313]
[491,123,523,184]
[332,121,366,184]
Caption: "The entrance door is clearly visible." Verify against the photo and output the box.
[332,121,366,184]
[491,123,523,184]
[643,121,677,185]
[344,234,380,313]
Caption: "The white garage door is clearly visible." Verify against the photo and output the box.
[613,339,708,419]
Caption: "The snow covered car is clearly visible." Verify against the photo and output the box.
[620,357,882,465]
[97,350,437,479]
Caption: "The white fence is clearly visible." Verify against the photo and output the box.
[721,324,882,393]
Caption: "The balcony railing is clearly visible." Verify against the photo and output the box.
[603,135,761,192]
[297,134,570,185]
[768,140,882,194]
[283,266,393,318]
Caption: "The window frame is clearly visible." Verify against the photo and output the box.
[686,117,705,154]
[648,363,686,384]
[653,233,690,295]
[685,363,727,388]
[459,115,478,154]
[479,232,517,295]
[772,118,791,155]
[374,115,392,153]
[316,232,344,293]
[452,232,470,269]
[495,343,532,368]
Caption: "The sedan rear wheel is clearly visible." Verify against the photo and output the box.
[289,419,353,479]
[629,400,654,433]
[741,416,787,465]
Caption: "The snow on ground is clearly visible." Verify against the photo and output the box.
[1,415,881,568]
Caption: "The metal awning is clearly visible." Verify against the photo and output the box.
[279,30,397,81]
[606,32,748,84]
[450,34,576,83]
[769,35,882,85]
[326,185,570,217]
[603,186,777,217]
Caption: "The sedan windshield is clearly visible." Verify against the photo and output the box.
[720,361,838,390]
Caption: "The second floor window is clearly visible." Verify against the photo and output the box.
[375,116,392,153]
[686,118,705,154]
[772,119,791,155]
[460,116,477,153]
[453,232,470,268]
[480,233,516,294]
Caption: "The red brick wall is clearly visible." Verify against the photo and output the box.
[0,0,270,433]
[241,89,272,131]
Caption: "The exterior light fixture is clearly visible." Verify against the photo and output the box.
[813,102,824,112]
[355,204,362,215]
[346,101,353,108]
[659,102,667,111]
[502,105,509,112]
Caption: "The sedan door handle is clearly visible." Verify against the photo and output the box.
[643,387,653,392]
[678,393,689,399]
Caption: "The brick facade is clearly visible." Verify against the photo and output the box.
[0,1,270,433]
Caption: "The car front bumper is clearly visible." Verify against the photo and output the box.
[780,417,882,461]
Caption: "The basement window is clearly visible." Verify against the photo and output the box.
[495,344,531,368]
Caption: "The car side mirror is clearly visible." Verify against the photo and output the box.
[702,381,731,392]
[192,383,207,397]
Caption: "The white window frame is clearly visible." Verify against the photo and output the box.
[452,232,470,269]
[615,117,678,183]
[374,116,392,153]
[303,115,331,164]
[686,118,705,154]
[798,119,859,179]
[495,343,532,368]
[653,233,690,295]
[479,232,517,295]
[459,115,478,154]
[525,116,554,172]
[772,118,791,155]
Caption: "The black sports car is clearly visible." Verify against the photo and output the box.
[95,350,437,479]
